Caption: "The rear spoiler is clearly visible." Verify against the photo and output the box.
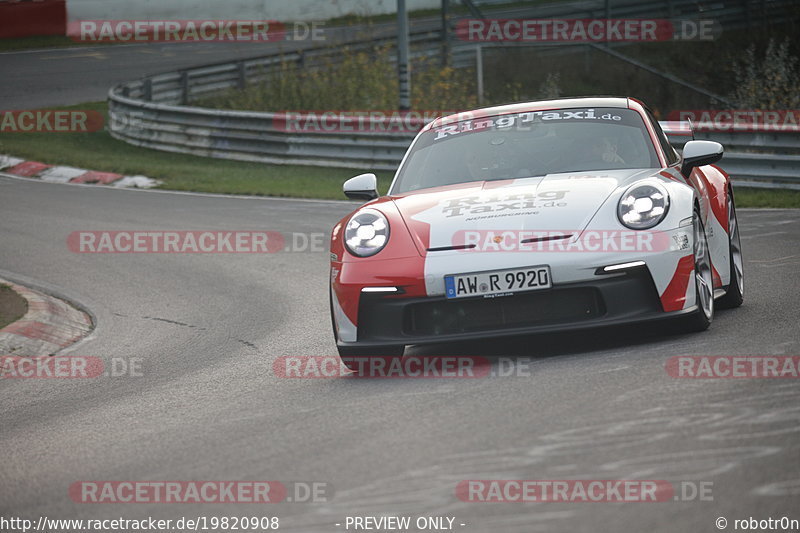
[659,120,694,139]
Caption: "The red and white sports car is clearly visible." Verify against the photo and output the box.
[329,97,743,365]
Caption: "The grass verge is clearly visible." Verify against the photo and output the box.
[734,188,800,209]
[0,101,798,206]
[0,284,28,330]
[0,35,125,52]
[0,102,393,199]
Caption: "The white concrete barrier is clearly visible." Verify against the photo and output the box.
[66,0,440,23]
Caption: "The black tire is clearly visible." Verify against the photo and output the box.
[683,207,714,332]
[717,189,744,309]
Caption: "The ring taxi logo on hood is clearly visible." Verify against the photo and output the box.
[442,190,568,218]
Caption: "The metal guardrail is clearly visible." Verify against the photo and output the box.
[667,131,800,189]
[109,27,458,171]
[109,96,416,170]
[109,0,800,186]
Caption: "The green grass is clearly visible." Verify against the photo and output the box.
[735,188,800,208]
[0,35,124,52]
[1,101,798,206]
[0,102,393,199]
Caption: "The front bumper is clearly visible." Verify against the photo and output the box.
[337,266,695,348]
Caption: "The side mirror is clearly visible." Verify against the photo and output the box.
[343,173,379,201]
[681,140,723,177]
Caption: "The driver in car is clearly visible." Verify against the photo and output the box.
[587,135,626,165]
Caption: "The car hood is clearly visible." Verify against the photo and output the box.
[390,169,658,253]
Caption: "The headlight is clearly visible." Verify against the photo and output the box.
[617,183,670,229]
[344,208,390,257]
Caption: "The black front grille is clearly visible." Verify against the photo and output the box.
[403,288,604,336]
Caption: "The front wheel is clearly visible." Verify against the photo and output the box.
[683,207,714,332]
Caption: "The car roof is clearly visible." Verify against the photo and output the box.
[425,96,633,131]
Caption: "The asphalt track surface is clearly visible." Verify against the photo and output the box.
[1,3,799,528]
[1,174,799,532]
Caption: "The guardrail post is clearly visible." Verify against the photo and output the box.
[143,78,152,102]
[237,61,246,90]
[397,0,411,111]
[180,71,189,105]
[441,0,450,67]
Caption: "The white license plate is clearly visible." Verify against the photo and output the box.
[445,266,551,299]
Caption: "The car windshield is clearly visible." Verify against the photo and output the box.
[391,107,660,194]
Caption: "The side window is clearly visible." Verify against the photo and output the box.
[647,111,680,165]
